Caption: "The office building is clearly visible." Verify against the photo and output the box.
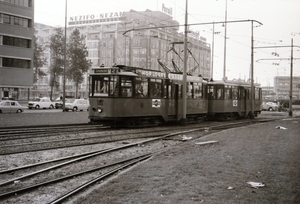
[0,0,34,100]
[274,76,300,100]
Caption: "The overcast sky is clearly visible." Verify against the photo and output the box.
[35,0,300,86]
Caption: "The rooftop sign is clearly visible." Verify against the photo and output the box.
[69,12,124,26]
[162,3,172,16]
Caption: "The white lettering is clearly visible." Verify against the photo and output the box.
[69,12,124,23]
[162,3,172,16]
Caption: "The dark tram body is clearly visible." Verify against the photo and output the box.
[88,65,208,126]
[207,80,262,119]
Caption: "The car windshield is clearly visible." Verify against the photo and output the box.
[34,98,41,101]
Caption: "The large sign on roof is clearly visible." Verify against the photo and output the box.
[69,12,124,26]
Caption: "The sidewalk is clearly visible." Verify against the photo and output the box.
[74,117,300,204]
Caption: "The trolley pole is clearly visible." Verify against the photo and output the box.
[181,0,188,126]
[250,20,255,119]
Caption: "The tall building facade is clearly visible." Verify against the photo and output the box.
[34,9,211,99]
[82,10,211,77]
[0,0,34,100]
[274,76,300,100]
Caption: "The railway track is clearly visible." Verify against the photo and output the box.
[0,119,273,203]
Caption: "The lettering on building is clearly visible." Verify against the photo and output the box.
[162,3,172,16]
[69,12,124,25]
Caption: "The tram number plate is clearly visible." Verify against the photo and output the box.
[233,100,238,107]
[152,99,161,108]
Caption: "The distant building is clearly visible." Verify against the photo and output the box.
[274,76,300,100]
[0,0,34,100]
[261,86,275,101]
[34,9,211,98]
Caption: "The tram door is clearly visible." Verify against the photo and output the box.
[175,84,182,120]
[239,87,247,114]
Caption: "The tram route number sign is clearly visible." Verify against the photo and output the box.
[233,100,238,107]
[152,99,161,108]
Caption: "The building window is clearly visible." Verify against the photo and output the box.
[3,14,11,24]
[3,36,30,48]
[3,0,32,7]
[2,57,30,68]
[2,14,31,28]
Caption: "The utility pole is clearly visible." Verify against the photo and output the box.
[289,38,293,116]
[250,20,254,119]
[63,0,67,111]
[181,0,188,125]
[223,0,228,81]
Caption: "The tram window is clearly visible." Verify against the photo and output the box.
[194,83,202,98]
[163,84,168,98]
[121,76,133,97]
[149,79,162,98]
[216,86,224,99]
[240,88,246,99]
[232,87,238,99]
[91,76,109,97]
[89,77,92,96]
[255,88,260,100]
[169,83,175,99]
[110,76,119,97]
[224,86,232,99]
[135,77,148,97]
[208,85,214,99]
[187,82,193,98]
[248,88,251,99]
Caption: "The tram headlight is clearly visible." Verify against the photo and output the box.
[97,107,103,113]
[92,107,103,113]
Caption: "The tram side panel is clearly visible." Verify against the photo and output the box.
[89,98,169,122]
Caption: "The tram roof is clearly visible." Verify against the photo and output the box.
[208,79,261,87]
[90,65,204,82]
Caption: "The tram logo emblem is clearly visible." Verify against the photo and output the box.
[233,100,238,107]
[152,99,161,108]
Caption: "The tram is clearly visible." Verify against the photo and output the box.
[207,80,262,119]
[88,65,208,126]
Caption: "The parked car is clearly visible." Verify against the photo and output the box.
[55,96,74,109]
[28,97,54,109]
[0,100,26,113]
[55,98,63,109]
[261,101,278,111]
[64,99,89,111]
